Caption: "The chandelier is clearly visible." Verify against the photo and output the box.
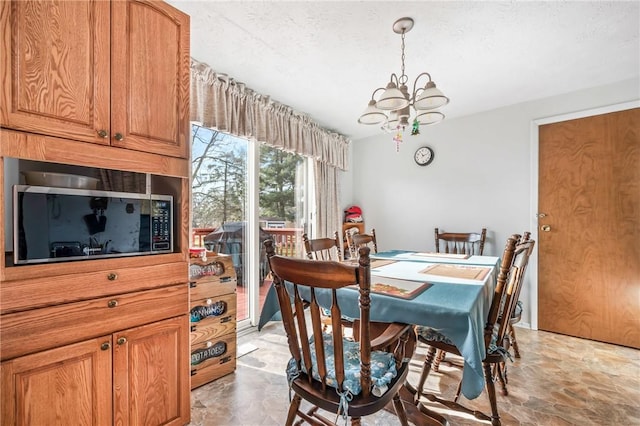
[357,17,449,145]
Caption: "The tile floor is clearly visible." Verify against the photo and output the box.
[189,324,640,425]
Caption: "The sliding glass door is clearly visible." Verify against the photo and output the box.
[191,125,312,329]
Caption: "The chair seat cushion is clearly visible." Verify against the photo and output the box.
[512,300,523,318]
[416,325,510,360]
[320,307,355,323]
[415,326,455,345]
[288,333,398,396]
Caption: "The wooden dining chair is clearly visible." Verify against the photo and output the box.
[303,232,347,331]
[413,234,535,426]
[434,227,487,255]
[350,228,378,257]
[264,241,416,426]
[344,227,360,259]
[504,231,532,360]
[303,232,342,261]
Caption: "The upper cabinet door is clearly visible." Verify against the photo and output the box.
[111,0,190,159]
[0,0,111,144]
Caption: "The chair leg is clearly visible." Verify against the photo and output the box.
[286,394,302,426]
[351,417,361,426]
[433,349,446,372]
[509,324,521,358]
[392,392,410,426]
[415,346,438,403]
[483,362,501,426]
[494,362,509,396]
[453,377,463,403]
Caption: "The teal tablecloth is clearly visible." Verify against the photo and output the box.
[257,250,500,400]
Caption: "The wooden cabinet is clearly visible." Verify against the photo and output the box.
[189,253,237,389]
[1,316,189,426]
[113,316,190,426]
[1,337,112,426]
[0,1,191,424]
[0,0,190,159]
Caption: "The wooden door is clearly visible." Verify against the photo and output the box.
[538,108,640,349]
[0,0,110,144]
[0,337,112,426]
[110,0,190,159]
[113,315,190,426]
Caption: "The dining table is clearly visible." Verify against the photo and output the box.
[257,249,501,411]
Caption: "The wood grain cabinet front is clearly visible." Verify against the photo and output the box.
[0,2,192,424]
[1,316,190,426]
[1,337,113,426]
[0,284,188,361]
[0,0,190,158]
[1,261,188,315]
[189,253,237,389]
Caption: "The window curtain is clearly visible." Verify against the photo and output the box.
[190,58,349,236]
[314,161,342,240]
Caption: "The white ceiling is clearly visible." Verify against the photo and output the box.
[167,1,639,141]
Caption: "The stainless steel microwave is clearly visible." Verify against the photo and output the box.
[14,185,173,265]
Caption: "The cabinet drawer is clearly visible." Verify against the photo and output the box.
[1,262,188,314]
[1,285,188,361]
[189,275,236,300]
[190,293,236,327]
[190,333,236,389]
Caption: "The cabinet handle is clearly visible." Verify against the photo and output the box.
[100,342,111,351]
[97,129,108,138]
[114,133,124,141]
[107,273,118,281]
[117,337,127,345]
[107,299,118,308]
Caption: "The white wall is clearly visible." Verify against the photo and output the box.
[341,77,639,328]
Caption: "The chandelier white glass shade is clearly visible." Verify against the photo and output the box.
[358,17,449,133]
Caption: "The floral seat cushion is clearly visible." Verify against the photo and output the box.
[320,307,355,323]
[415,325,510,360]
[287,333,398,396]
[415,326,455,345]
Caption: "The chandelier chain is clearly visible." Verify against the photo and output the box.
[400,30,406,83]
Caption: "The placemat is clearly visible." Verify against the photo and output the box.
[343,259,397,268]
[419,264,491,281]
[412,252,470,259]
[349,277,431,299]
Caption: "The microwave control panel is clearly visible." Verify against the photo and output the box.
[151,199,172,251]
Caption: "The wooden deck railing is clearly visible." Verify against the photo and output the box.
[192,227,216,248]
[192,226,303,257]
[267,228,304,257]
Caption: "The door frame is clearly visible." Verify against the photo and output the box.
[528,99,640,331]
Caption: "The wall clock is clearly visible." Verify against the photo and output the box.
[414,146,434,166]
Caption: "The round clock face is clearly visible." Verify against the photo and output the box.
[414,146,434,166]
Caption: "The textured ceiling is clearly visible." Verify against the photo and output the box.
[167,1,639,141]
